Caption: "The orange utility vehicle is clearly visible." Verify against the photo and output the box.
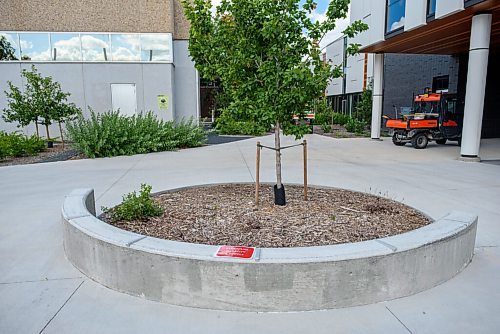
[386,92,462,149]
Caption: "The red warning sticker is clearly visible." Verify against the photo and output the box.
[215,246,255,259]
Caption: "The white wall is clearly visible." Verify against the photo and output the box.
[404,0,427,32]
[350,0,386,49]
[324,37,344,96]
[436,0,464,19]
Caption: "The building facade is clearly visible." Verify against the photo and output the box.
[350,0,500,159]
[0,0,199,135]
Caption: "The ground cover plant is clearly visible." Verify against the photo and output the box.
[0,131,46,160]
[103,184,164,222]
[66,110,206,158]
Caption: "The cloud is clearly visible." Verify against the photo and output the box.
[20,39,33,50]
[390,16,405,31]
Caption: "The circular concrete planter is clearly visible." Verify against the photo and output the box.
[62,187,477,312]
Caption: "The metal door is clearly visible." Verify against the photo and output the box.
[111,83,137,116]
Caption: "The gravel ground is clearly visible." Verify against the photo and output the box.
[107,184,431,248]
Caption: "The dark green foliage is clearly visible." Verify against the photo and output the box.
[345,118,367,134]
[0,131,46,159]
[332,113,351,126]
[0,36,17,60]
[354,88,372,123]
[103,184,164,222]
[215,110,270,136]
[65,110,207,158]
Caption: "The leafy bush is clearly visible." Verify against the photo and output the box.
[0,131,46,159]
[103,184,164,222]
[332,112,351,126]
[215,110,270,136]
[321,124,332,133]
[354,88,372,123]
[66,110,207,158]
[345,118,367,134]
[314,110,334,126]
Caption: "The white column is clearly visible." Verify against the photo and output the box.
[460,13,492,158]
[371,53,384,139]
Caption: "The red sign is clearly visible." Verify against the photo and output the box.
[215,246,255,259]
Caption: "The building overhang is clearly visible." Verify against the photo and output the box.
[361,0,500,55]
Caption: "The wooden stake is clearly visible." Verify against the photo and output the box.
[303,139,308,201]
[58,121,65,149]
[255,141,261,206]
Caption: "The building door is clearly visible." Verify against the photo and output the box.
[111,84,137,116]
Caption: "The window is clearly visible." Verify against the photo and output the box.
[386,0,406,34]
[111,34,140,61]
[140,34,172,62]
[51,33,81,61]
[81,34,110,61]
[427,0,436,16]
[0,32,20,60]
[19,33,51,61]
[432,75,449,93]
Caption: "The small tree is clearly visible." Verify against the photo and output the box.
[3,65,80,143]
[183,0,367,204]
[0,35,17,60]
[354,87,372,123]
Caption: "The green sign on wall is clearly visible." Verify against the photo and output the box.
[157,95,169,110]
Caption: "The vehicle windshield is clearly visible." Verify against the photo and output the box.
[414,101,438,114]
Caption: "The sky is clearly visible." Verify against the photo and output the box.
[210,0,350,50]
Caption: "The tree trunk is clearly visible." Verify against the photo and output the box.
[274,120,286,205]
[274,120,282,188]
[45,123,50,140]
[58,121,65,149]
[35,119,39,138]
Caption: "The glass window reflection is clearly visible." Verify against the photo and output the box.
[111,34,140,61]
[140,34,172,62]
[0,32,20,60]
[51,33,81,61]
[19,33,51,61]
[81,34,110,61]
[427,0,436,16]
[386,0,406,33]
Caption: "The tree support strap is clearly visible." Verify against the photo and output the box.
[257,142,305,151]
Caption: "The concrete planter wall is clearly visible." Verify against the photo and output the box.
[62,188,477,312]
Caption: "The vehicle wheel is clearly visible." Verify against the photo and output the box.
[411,133,428,149]
[436,139,447,145]
[392,134,406,146]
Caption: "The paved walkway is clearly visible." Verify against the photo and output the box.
[1,135,499,334]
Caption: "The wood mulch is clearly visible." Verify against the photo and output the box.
[0,143,82,167]
[106,184,431,248]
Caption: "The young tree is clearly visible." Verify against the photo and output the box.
[183,0,367,204]
[0,35,18,60]
[2,65,80,143]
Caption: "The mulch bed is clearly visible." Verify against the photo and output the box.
[0,143,82,167]
[106,184,431,248]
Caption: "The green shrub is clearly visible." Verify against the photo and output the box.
[321,124,332,133]
[332,112,350,126]
[103,184,164,222]
[0,131,45,159]
[215,110,270,136]
[66,110,207,158]
[345,118,367,134]
[314,110,334,126]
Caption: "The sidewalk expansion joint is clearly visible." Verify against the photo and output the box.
[0,277,83,285]
[126,236,147,247]
[236,142,255,182]
[39,280,85,334]
[385,306,413,334]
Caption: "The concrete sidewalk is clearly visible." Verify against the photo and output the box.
[1,135,499,334]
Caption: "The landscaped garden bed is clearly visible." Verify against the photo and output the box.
[103,184,431,248]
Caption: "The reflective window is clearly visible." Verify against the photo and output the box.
[111,34,140,61]
[386,0,406,33]
[81,34,110,61]
[0,32,19,60]
[140,34,172,62]
[51,33,81,61]
[19,33,51,60]
[427,0,436,16]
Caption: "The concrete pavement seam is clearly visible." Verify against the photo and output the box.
[96,156,145,201]
[0,277,83,285]
[385,306,413,334]
[38,280,85,334]
[236,142,255,182]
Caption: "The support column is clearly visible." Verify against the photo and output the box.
[371,53,384,139]
[460,13,492,159]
